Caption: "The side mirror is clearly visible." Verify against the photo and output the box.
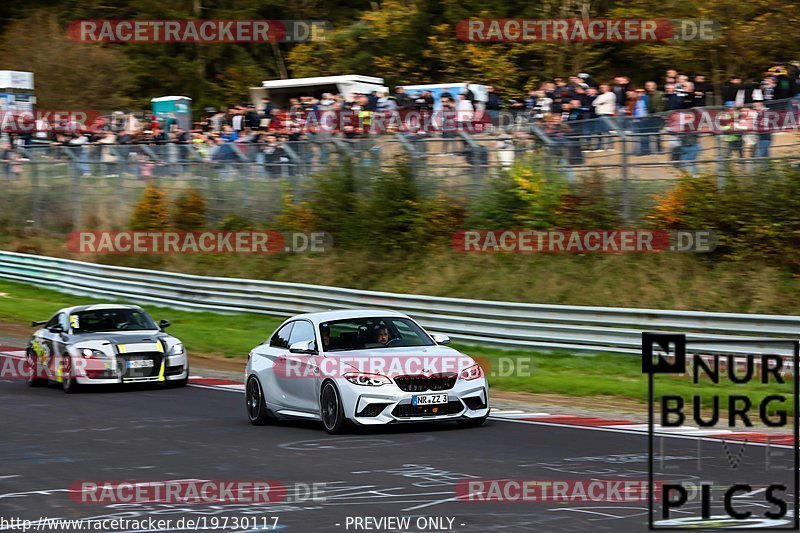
[431,333,451,345]
[289,340,317,355]
[48,325,65,334]
[158,320,171,330]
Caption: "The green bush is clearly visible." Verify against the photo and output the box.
[129,186,170,231]
[648,164,800,270]
[173,189,207,230]
[470,157,619,230]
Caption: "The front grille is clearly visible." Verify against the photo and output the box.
[357,403,391,417]
[117,352,163,379]
[392,400,464,418]
[393,373,457,392]
[463,395,487,410]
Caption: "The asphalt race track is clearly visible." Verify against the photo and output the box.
[1,355,796,532]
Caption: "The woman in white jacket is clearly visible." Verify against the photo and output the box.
[456,94,475,131]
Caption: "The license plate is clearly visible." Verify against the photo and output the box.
[412,394,448,406]
[127,360,154,369]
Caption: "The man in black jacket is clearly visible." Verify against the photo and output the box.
[692,75,709,107]
[394,87,413,110]
[612,76,630,113]
[262,133,287,176]
[245,104,261,130]
[664,84,684,111]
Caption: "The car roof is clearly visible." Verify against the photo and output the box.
[289,309,411,325]
[54,304,144,316]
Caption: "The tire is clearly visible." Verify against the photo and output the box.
[457,414,489,428]
[246,375,272,426]
[61,355,80,394]
[320,381,347,434]
[25,350,46,387]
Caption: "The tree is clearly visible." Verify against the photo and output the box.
[0,12,132,109]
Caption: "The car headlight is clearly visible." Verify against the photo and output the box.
[80,348,107,358]
[460,363,483,381]
[168,343,185,356]
[343,372,391,386]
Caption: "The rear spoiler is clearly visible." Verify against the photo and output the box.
[31,320,47,327]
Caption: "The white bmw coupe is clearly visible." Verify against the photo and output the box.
[245,310,489,433]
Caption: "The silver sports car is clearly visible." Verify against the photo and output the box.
[26,304,189,392]
[245,309,489,433]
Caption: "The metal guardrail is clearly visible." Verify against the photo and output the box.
[0,251,797,356]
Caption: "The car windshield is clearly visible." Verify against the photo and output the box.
[71,308,158,333]
[320,317,435,352]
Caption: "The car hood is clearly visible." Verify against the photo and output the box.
[75,330,168,344]
[70,331,183,357]
[322,345,476,377]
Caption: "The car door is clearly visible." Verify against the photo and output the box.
[278,319,321,413]
[35,312,70,380]
[254,321,294,409]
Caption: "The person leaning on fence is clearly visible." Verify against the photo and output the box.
[262,134,288,177]
[644,81,665,153]
[752,99,773,162]
[719,110,744,161]
[591,84,616,150]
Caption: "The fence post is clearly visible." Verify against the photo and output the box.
[530,123,557,177]
[59,145,83,229]
[393,132,422,188]
[600,117,630,223]
[30,162,41,229]
[72,165,82,230]
[458,132,488,195]
[715,134,726,187]
[281,142,302,202]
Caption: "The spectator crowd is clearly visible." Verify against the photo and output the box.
[2,62,800,177]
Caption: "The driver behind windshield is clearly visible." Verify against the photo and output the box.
[374,325,390,345]
[320,324,331,350]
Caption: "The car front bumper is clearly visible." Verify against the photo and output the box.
[339,377,489,426]
[73,353,188,385]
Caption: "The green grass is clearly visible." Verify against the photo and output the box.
[0,278,793,414]
[0,278,283,359]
